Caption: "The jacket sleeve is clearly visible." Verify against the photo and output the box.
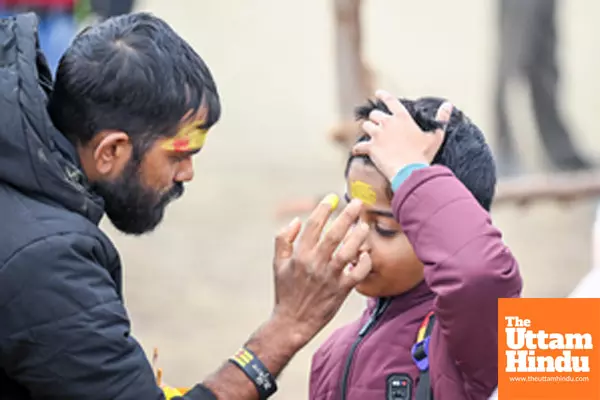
[308,351,322,400]
[391,166,522,395]
[0,233,215,400]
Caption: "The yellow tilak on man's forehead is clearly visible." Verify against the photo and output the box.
[161,120,208,152]
[349,180,377,205]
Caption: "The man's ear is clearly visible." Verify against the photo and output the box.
[92,131,133,177]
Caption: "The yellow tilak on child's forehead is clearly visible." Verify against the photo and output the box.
[349,180,377,205]
[161,120,208,152]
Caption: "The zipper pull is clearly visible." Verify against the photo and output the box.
[375,297,390,317]
[358,316,376,337]
[358,298,389,336]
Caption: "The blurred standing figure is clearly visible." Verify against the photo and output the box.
[495,0,592,176]
[89,0,134,20]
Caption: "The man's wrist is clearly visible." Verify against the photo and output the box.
[243,313,308,379]
[247,314,308,358]
[201,314,309,399]
[390,163,429,192]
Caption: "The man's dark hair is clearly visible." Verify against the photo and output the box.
[48,12,220,155]
[345,97,497,210]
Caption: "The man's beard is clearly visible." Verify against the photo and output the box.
[92,159,184,235]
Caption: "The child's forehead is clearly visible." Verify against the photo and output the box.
[345,163,391,206]
[347,161,388,187]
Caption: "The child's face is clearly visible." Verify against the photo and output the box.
[346,161,424,298]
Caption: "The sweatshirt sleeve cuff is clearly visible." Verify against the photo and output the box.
[390,163,429,192]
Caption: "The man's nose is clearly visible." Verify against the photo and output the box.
[175,157,195,183]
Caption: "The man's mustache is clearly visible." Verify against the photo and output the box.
[158,182,184,207]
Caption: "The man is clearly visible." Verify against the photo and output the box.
[494,0,592,176]
[0,12,375,399]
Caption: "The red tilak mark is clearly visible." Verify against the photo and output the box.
[173,138,190,151]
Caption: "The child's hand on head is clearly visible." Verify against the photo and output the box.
[352,90,453,182]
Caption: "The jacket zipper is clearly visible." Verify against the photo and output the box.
[340,297,391,400]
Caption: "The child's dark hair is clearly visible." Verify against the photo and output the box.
[345,97,497,210]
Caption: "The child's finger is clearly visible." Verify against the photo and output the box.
[368,109,390,125]
[426,129,445,162]
[361,120,380,137]
[427,102,453,160]
[375,90,409,118]
[435,102,453,127]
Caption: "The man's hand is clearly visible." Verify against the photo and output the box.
[352,90,453,182]
[271,194,371,346]
[202,195,371,400]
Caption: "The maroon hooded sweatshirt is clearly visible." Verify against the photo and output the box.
[309,166,522,400]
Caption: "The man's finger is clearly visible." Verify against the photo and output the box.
[329,222,369,273]
[296,194,339,254]
[368,109,390,125]
[341,252,372,289]
[274,217,302,261]
[314,199,363,265]
[319,220,358,268]
[351,141,371,156]
[375,89,408,117]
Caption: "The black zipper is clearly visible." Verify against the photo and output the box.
[340,297,391,400]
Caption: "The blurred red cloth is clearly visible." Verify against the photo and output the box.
[2,0,74,9]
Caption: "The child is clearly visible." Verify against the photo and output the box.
[309,94,522,399]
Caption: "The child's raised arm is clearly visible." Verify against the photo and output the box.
[392,165,522,393]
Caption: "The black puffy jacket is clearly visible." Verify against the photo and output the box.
[0,13,214,400]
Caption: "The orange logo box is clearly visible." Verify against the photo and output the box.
[498,298,600,400]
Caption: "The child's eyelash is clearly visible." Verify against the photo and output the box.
[375,225,397,237]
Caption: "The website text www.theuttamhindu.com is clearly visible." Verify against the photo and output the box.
[508,376,590,383]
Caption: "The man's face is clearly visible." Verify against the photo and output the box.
[92,109,208,235]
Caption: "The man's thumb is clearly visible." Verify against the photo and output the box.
[274,217,302,260]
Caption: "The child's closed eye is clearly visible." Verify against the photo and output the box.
[374,224,398,237]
